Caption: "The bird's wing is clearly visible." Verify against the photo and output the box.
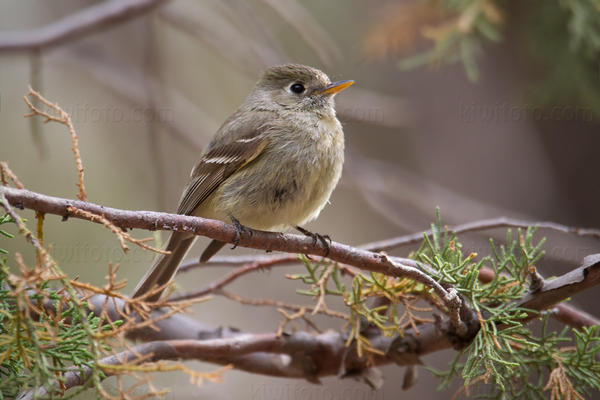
[177,131,268,216]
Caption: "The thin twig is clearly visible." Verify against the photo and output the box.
[66,205,168,255]
[171,257,296,301]
[218,289,348,320]
[381,254,466,334]
[24,86,87,201]
[361,217,600,252]
[183,254,298,269]
[0,192,105,391]
[276,307,307,336]
[172,256,362,303]
[0,193,46,260]
[0,162,25,189]
[311,264,335,315]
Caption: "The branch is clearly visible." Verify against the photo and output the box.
[216,289,349,320]
[388,254,600,359]
[178,253,298,272]
[18,339,232,400]
[0,186,466,329]
[0,162,25,189]
[24,86,87,201]
[18,335,334,398]
[508,254,600,325]
[180,217,600,273]
[478,265,600,329]
[173,258,358,302]
[128,251,600,349]
[0,0,168,53]
[551,303,600,329]
[5,185,600,395]
[171,259,294,300]
[361,217,600,252]
[17,251,600,397]
[0,187,373,263]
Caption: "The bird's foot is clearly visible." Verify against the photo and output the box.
[296,226,331,257]
[230,215,252,249]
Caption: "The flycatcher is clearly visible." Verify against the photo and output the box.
[132,64,353,301]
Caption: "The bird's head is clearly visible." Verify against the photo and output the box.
[247,64,353,113]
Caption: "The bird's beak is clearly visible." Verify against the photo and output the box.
[316,80,354,96]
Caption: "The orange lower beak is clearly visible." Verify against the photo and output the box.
[317,80,354,95]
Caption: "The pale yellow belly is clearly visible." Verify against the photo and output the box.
[195,127,344,231]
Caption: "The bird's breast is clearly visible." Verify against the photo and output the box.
[206,113,345,231]
[260,114,344,228]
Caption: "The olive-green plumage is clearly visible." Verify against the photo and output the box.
[132,64,353,301]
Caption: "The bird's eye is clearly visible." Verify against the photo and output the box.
[290,83,305,94]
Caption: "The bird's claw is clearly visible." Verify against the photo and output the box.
[296,226,332,257]
[230,215,252,249]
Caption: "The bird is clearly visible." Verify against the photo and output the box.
[131,64,353,302]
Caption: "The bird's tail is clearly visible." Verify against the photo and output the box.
[131,231,195,302]
[200,239,226,263]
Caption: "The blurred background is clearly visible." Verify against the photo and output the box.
[1,0,600,398]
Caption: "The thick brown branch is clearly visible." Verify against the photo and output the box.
[182,217,600,274]
[388,254,600,360]
[5,186,600,392]
[0,0,168,53]
[0,187,368,263]
[0,186,465,329]
[478,266,600,329]
[22,293,403,397]
[129,258,600,358]
[508,254,600,325]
